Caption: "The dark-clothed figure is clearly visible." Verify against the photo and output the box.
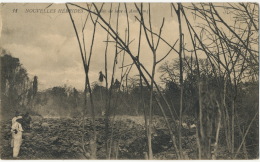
[22,112,32,132]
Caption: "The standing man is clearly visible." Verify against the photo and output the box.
[11,118,24,158]
[11,112,22,148]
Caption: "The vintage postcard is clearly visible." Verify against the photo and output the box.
[0,2,259,160]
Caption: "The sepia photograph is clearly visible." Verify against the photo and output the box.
[0,2,259,160]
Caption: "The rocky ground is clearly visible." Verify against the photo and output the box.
[0,115,233,160]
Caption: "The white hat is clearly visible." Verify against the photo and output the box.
[16,116,23,119]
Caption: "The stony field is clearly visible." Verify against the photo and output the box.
[0,115,233,159]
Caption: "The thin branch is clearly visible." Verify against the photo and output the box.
[156,39,179,64]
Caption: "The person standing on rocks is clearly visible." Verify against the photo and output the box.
[11,117,24,158]
[11,112,22,148]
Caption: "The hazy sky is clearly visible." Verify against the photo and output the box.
[0,3,234,91]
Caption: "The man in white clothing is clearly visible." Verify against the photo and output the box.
[11,114,23,158]
[11,112,22,147]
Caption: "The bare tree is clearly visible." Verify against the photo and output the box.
[66,3,104,159]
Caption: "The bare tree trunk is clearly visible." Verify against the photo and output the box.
[231,99,235,157]
[139,3,157,159]
[198,82,204,159]
[103,3,113,159]
[212,102,221,160]
[195,122,201,159]
[148,60,155,159]
[172,3,184,158]
[106,4,121,159]
[86,74,97,159]
[135,9,151,159]
[81,75,88,158]
[222,79,231,152]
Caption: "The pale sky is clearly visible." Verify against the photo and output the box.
[0,3,238,91]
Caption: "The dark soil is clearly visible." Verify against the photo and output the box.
[1,116,183,159]
[1,116,252,160]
